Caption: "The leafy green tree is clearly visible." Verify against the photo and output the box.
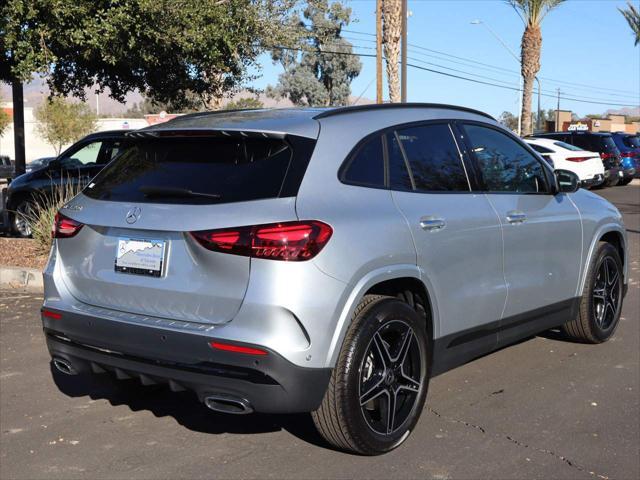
[619,1,640,46]
[1,0,296,108]
[224,97,265,110]
[499,111,520,132]
[34,98,98,155]
[508,0,565,136]
[267,0,362,106]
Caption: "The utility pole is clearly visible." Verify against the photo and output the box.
[376,0,383,104]
[401,0,408,103]
[556,88,561,131]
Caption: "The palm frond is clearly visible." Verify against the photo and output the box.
[619,2,640,46]
[507,0,565,27]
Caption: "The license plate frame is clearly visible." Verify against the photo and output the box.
[115,238,166,278]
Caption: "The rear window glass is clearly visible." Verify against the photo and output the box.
[84,136,295,204]
[623,135,640,148]
[553,141,582,151]
[598,136,618,153]
[529,144,554,154]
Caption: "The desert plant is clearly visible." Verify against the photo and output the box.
[382,0,402,103]
[620,1,640,46]
[21,178,84,254]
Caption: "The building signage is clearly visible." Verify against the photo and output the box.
[568,123,589,131]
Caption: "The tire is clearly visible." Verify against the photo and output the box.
[312,295,430,455]
[11,199,34,238]
[617,177,632,186]
[562,242,624,343]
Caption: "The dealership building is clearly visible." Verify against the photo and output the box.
[552,110,640,134]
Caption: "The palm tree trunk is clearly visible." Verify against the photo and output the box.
[520,25,541,136]
[383,0,402,103]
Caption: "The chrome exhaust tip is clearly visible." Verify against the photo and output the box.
[52,357,77,375]
[204,394,253,415]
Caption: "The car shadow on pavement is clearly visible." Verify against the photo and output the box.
[50,363,331,450]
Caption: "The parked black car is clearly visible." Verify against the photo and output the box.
[2,130,130,237]
[0,155,14,181]
[534,131,628,186]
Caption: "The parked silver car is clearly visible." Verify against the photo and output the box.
[42,105,628,455]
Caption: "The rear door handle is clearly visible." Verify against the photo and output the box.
[419,217,446,231]
[506,211,527,224]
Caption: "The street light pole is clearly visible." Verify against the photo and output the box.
[471,19,524,136]
[401,0,408,103]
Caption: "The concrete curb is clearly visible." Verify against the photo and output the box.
[0,266,43,292]
[631,179,640,186]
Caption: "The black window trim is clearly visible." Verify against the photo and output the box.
[338,118,477,194]
[457,120,556,196]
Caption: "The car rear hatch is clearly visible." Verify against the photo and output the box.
[55,130,316,325]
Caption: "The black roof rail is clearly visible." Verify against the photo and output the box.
[312,103,495,121]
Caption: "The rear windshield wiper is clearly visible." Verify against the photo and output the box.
[139,185,222,200]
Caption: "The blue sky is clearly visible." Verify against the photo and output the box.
[252,0,640,118]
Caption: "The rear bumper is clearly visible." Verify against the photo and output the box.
[581,174,604,188]
[623,167,636,179]
[42,308,331,414]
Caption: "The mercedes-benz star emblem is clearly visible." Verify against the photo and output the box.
[125,207,142,224]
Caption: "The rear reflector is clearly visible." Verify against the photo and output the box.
[191,220,332,261]
[209,341,268,356]
[42,309,62,320]
[52,212,84,238]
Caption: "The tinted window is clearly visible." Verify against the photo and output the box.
[553,141,582,151]
[394,124,469,192]
[343,135,385,187]
[623,135,640,148]
[464,124,549,193]
[387,132,414,191]
[598,136,619,153]
[529,144,553,154]
[84,136,296,204]
[570,136,593,151]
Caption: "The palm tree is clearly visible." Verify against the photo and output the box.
[508,0,564,136]
[619,2,640,46]
[382,0,402,102]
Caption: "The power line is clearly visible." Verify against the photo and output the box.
[266,44,639,108]
[294,25,640,98]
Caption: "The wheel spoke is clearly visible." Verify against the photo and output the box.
[397,375,420,394]
[608,269,619,288]
[372,332,392,368]
[360,379,386,406]
[593,286,606,301]
[384,389,397,434]
[603,261,610,285]
[395,329,414,366]
[604,300,616,323]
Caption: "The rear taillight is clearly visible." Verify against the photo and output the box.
[620,151,634,158]
[600,153,615,160]
[209,341,268,356]
[52,212,84,238]
[191,220,333,261]
[566,156,590,162]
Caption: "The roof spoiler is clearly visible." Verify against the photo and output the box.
[125,128,286,140]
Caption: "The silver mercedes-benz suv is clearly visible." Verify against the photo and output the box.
[42,104,628,455]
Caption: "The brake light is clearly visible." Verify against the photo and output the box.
[209,341,268,356]
[600,153,615,160]
[42,309,62,320]
[191,220,332,261]
[52,212,84,238]
[620,151,634,157]
[566,156,590,162]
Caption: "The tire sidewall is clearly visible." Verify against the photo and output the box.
[586,244,623,342]
[341,298,429,454]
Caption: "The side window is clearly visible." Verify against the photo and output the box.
[342,135,385,188]
[463,124,550,193]
[571,136,591,151]
[102,140,126,165]
[393,124,470,192]
[387,132,414,191]
[60,142,103,169]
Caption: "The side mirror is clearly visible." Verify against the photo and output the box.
[554,169,580,194]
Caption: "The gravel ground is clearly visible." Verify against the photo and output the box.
[0,238,48,270]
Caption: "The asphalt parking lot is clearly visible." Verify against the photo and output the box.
[1,185,639,480]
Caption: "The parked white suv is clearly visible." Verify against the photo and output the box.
[525,137,605,188]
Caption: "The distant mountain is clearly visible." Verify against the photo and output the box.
[1,79,374,115]
[605,107,640,117]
